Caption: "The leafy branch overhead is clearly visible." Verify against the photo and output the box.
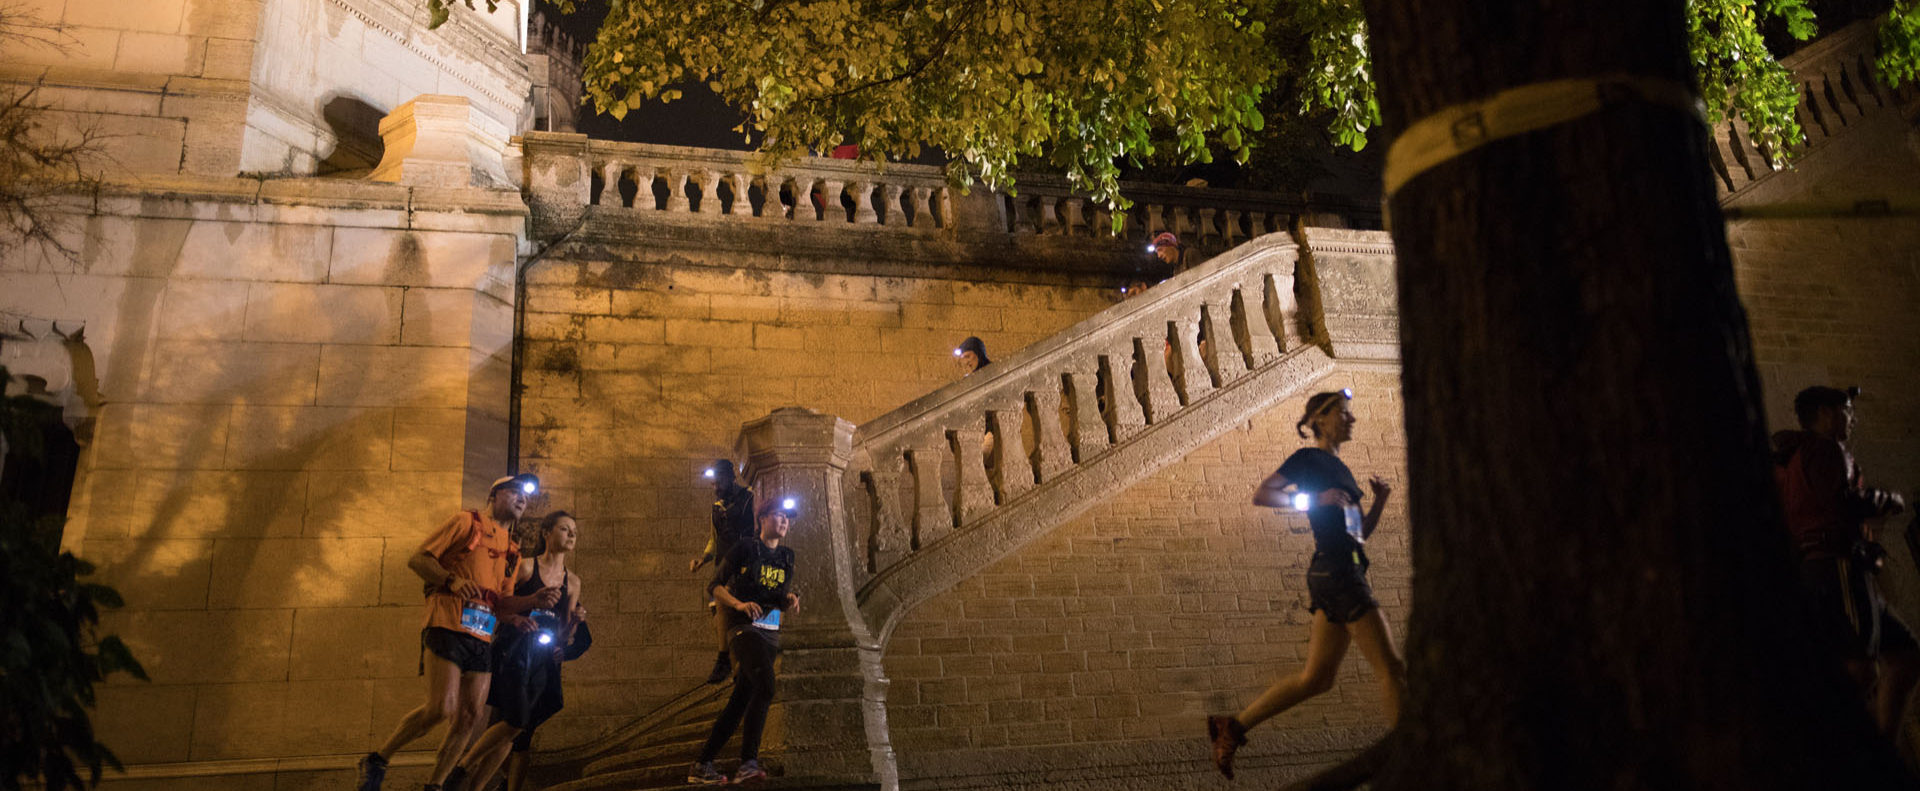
[431,0,1919,205]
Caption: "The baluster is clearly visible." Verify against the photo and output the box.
[883,184,905,226]
[1234,284,1281,365]
[1169,316,1214,401]
[1197,207,1219,245]
[1134,336,1180,424]
[853,180,879,224]
[986,407,1034,502]
[729,171,755,216]
[1039,198,1061,235]
[1098,349,1146,442]
[596,160,623,207]
[1063,198,1087,236]
[904,445,952,548]
[1202,295,1249,383]
[789,175,818,221]
[1822,66,1862,123]
[1173,206,1197,240]
[1025,389,1073,482]
[1061,364,1110,460]
[663,168,690,213]
[1222,209,1244,246]
[946,424,995,526]
[698,169,724,215]
[1007,195,1034,234]
[861,467,910,573]
[819,178,846,221]
[1264,271,1302,350]
[1145,203,1167,235]
[910,186,934,229]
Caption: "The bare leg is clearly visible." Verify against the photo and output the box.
[1344,608,1409,725]
[1235,611,1351,729]
[428,671,492,784]
[1876,650,1920,736]
[374,655,461,759]
[461,722,522,790]
[505,749,531,791]
[714,605,731,653]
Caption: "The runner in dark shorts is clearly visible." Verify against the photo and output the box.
[1205,390,1407,780]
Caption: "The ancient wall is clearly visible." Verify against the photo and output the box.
[514,250,1128,750]
[0,174,524,788]
[879,367,1408,790]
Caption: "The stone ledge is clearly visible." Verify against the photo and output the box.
[897,728,1380,791]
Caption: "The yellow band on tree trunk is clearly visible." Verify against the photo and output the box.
[1383,74,1706,198]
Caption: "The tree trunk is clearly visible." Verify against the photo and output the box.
[1359,1,1910,788]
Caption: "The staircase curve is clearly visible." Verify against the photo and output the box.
[845,231,1335,643]
[536,229,1351,791]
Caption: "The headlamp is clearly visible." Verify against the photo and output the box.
[521,480,537,494]
[782,497,797,511]
[1341,388,1353,399]
[953,348,963,357]
[1145,244,1157,253]
[703,468,716,479]
[1292,492,1312,512]
[490,473,540,497]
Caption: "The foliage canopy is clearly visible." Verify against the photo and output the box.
[434,0,1920,208]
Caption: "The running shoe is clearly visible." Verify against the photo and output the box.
[1207,714,1247,780]
[705,652,732,684]
[732,759,768,784]
[355,752,388,791]
[687,761,727,785]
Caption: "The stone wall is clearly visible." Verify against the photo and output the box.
[1723,96,1920,615]
[515,249,1128,749]
[0,0,531,178]
[880,367,1408,790]
[0,174,523,787]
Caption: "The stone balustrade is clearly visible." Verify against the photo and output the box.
[841,233,1332,639]
[1709,19,1912,196]
[519,132,1380,244]
[998,176,1317,253]
[581,139,955,230]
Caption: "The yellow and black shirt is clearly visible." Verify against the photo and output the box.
[712,537,794,629]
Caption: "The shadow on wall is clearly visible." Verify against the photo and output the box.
[318,95,387,178]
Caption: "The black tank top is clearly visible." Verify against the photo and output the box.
[518,555,570,616]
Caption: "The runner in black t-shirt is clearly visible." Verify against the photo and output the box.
[688,496,801,785]
[1205,390,1407,780]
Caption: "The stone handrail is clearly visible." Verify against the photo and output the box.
[1709,19,1912,197]
[845,232,1337,641]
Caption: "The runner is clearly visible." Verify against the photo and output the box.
[357,474,561,791]
[688,497,801,785]
[690,459,756,684]
[1205,390,1406,780]
[442,511,591,791]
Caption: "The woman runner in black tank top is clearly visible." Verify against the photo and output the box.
[1204,391,1407,780]
[450,512,592,791]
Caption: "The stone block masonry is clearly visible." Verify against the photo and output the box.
[0,173,525,772]
[515,251,1126,750]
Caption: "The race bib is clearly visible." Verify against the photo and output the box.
[752,608,782,631]
[460,602,496,639]
[1344,505,1365,544]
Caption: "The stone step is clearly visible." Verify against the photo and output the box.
[580,722,722,776]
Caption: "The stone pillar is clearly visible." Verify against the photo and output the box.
[739,408,899,791]
[371,95,505,188]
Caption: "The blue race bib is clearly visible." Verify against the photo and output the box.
[460,602,496,639]
[751,608,782,631]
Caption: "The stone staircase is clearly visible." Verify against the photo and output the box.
[843,232,1338,642]
[536,228,1380,791]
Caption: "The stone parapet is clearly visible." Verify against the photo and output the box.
[516,133,1382,272]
